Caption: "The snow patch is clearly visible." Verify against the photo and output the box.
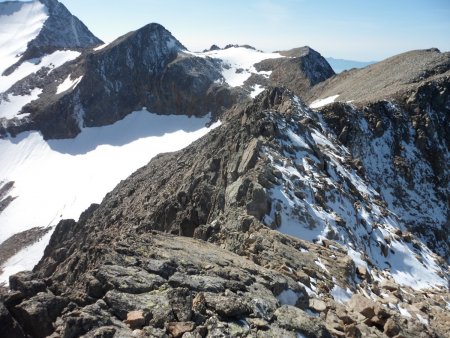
[310,95,339,109]
[0,88,42,119]
[387,240,446,289]
[57,75,83,94]
[416,313,429,326]
[193,47,282,87]
[398,305,412,318]
[250,84,264,98]
[94,43,107,51]
[331,285,353,303]
[315,258,329,273]
[0,230,53,284]
[277,289,299,306]
[347,247,368,269]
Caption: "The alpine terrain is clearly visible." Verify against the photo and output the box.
[0,1,448,337]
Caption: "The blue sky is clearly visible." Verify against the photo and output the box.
[5,0,450,61]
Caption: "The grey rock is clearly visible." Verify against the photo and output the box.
[274,305,332,338]
[204,292,251,317]
[0,302,26,338]
[13,292,68,338]
[95,264,165,294]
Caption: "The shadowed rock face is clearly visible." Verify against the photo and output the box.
[1,88,448,337]
[78,24,240,129]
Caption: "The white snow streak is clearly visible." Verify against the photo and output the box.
[57,75,83,94]
[309,95,339,109]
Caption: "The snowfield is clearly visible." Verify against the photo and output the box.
[0,0,48,74]
[193,47,282,88]
[0,110,219,284]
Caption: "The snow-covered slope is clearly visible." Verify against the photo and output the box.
[262,93,448,290]
[192,46,283,90]
[0,0,48,75]
[0,49,80,93]
[0,110,219,283]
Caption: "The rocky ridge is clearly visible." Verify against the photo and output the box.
[1,88,448,337]
[306,48,450,104]
[0,2,449,337]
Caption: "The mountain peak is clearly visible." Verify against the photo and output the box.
[277,45,317,58]
[251,45,335,97]
[102,23,185,54]
[2,0,102,75]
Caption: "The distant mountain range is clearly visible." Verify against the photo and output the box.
[326,57,376,73]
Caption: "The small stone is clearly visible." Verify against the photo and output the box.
[344,323,361,338]
[356,266,367,277]
[384,318,401,337]
[309,298,327,312]
[272,169,283,179]
[192,293,206,314]
[348,294,376,318]
[124,310,145,330]
[380,279,398,292]
[167,321,195,338]
[249,318,269,329]
[402,232,413,242]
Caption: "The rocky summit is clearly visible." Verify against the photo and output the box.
[0,1,449,337]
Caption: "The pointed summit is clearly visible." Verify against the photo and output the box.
[2,0,102,75]
[35,0,102,49]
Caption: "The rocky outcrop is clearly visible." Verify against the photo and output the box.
[245,46,335,98]
[1,88,448,337]
[0,181,15,215]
